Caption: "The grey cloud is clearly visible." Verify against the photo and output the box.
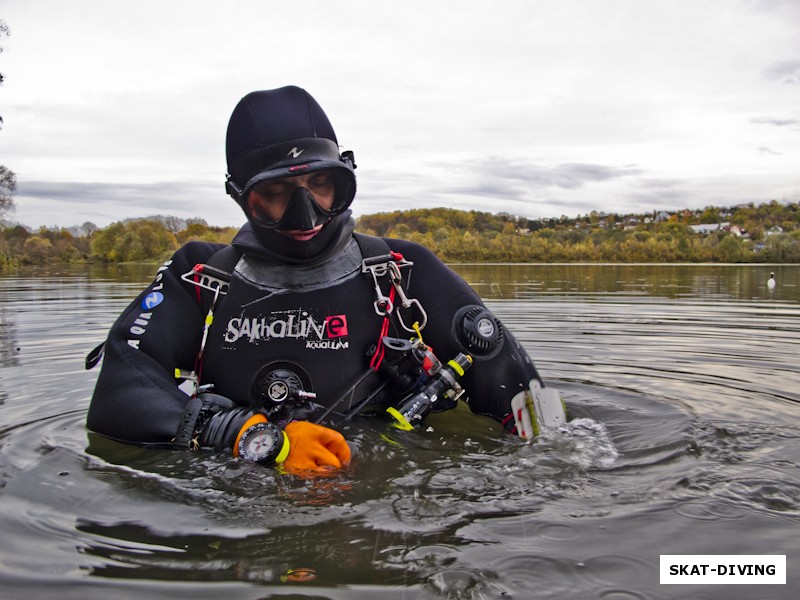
[762,60,800,84]
[528,196,592,212]
[481,158,643,190]
[432,157,644,195]
[751,117,799,126]
[17,179,218,212]
[622,178,696,209]
[452,194,588,219]
[437,183,529,201]
[635,178,683,189]
[357,164,598,219]
[759,147,781,155]
[752,0,800,22]
[11,178,244,228]
[626,188,691,204]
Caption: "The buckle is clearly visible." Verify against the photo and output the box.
[181,264,230,295]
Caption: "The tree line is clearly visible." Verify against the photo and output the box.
[1,217,237,268]
[2,200,798,269]
[357,201,800,263]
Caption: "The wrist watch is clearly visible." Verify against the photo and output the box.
[236,421,290,465]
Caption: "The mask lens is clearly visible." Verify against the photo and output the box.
[249,170,340,228]
[248,180,287,227]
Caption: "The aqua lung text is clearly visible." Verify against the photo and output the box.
[127,260,172,349]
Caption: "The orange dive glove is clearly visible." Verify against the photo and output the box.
[282,421,351,474]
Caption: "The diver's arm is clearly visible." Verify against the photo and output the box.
[86,241,225,446]
[383,239,560,435]
[87,241,352,470]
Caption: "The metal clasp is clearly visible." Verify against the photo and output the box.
[361,253,425,332]
[362,260,394,316]
[387,261,428,332]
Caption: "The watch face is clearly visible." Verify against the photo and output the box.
[238,422,282,464]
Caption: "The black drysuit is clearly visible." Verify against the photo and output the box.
[87,224,542,447]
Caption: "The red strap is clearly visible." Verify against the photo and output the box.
[192,264,204,304]
[369,286,396,371]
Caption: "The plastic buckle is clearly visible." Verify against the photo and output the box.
[181,264,230,296]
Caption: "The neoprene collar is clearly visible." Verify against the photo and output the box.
[231,213,356,266]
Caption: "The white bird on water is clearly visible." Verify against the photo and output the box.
[767,272,776,290]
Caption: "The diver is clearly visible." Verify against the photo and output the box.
[86,86,565,475]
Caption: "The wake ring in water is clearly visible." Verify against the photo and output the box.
[672,499,746,521]
[556,381,695,470]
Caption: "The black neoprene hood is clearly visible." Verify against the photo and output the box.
[225,86,356,205]
[223,86,357,263]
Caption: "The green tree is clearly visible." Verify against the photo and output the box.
[763,233,800,262]
[90,219,178,262]
[22,236,53,262]
[0,18,9,110]
[1,21,16,224]
[0,165,15,221]
[714,235,745,262]
[697,206,721,224]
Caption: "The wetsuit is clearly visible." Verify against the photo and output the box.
[87,220,542,448]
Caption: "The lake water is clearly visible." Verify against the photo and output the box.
[1,262,798,599]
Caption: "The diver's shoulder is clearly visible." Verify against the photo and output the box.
[381,237,442,265]
[170,241,230,268]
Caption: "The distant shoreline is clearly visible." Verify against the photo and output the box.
[2,202,799,266]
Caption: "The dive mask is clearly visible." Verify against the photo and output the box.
[247,171,353,231]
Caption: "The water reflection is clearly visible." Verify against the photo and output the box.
[0,304,20,369]
[451,263,798,302]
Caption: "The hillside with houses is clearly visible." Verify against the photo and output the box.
[357,200,799,263]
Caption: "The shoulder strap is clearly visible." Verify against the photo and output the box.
[353,232,392,259]
[185,245,241,302]
[206,244,242,273]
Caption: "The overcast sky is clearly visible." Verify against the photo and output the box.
[2,0,799,229]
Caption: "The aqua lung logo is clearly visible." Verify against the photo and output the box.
[142,291,164,309]
[224,309,349,350]
[128,260,171,349]
[287,147,304,158]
